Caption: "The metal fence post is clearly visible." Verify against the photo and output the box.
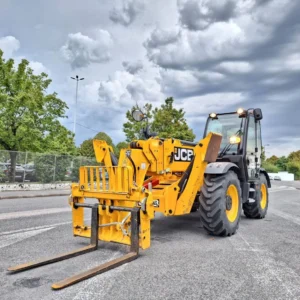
[53,155,57,182]
[22,151,28,183]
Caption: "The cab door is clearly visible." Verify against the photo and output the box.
[246,116,261,181]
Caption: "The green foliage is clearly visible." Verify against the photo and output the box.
[123,98,195,142]
[262,161,279,173]
[288,151,300,162]
[34,155,55,183]
[79,139,94,157]
[287,161,300,180]
[34,154,72,183]
[0,50,76,181]
[94,132,114,146]
[79,132,116,157]
[275,156,288,171]
[123,103,152,142]
[115,142,129,158]
[266,155,279,165]
[152,98,195,141]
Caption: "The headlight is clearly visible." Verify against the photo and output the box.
[237,108,244,115]
[229,136,241,144]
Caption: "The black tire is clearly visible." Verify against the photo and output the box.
[243,174,268,219]
[199,171,242,236]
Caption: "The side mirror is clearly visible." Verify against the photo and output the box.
[132,110,145,122]
[253,108,263,121]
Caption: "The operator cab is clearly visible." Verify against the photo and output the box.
[204,108,263,183]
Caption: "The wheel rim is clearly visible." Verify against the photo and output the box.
[260,183,267,209]
[226,184,239,223]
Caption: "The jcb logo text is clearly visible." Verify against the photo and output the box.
[174,148,194,162]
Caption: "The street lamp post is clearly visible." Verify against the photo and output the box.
[71,75,84,140]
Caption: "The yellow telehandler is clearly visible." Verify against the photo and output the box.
[8,107,270,289]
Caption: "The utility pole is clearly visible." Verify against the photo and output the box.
[71,75,84,141]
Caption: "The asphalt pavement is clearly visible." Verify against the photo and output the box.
[0,181,300,300]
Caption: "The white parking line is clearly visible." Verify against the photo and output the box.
[0,227,55,250]
[0,207,70,220]
[229,231,300,298]
[0,221,72,236]
[270,209,300,226]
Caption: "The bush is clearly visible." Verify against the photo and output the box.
[34,154,55,183]
[34,154,71,183]
[262,161,279,173]
[287,161,300,180]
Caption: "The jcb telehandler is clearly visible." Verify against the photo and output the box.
[8,107,270,289]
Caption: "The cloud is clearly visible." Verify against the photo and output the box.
[178,0,236,30]
[0,36,20,58]
[97,70,163,109]
[29,61,50,75]
[60,30,113,69]
[109,0,145,26]
[216,61,253,73]
[122,60,143,74]
[145,0,294,70]
[72,69,164,141]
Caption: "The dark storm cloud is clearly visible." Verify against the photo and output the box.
[142,0,300,154]
[178,0,236,30]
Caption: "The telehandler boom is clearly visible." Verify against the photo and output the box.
[8,107,270,290]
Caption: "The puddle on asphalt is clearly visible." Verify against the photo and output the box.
[13,277,51,289]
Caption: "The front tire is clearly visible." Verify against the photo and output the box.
[243,174,268,219]
[199,171,242,236]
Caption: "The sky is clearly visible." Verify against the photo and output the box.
[0,0,299,157]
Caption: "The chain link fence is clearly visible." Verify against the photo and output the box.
[0,150,99,184]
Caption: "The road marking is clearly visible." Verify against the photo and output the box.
[269,188,296,193]
[229,231,300,298]
[270,209,300,226]
[0,221,72,236]
[0,227,55,249]
[0,207,70,220]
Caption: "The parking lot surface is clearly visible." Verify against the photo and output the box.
[0,181,300,300]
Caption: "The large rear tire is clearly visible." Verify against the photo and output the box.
[199,171,242,236]
[243,174,268,219]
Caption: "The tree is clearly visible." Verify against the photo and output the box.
[287,161,300,180]
[79,132,115,157]
[79,139,94,157]
[123,98,195,142]
[0,50,75,181]
[123,103,153,142]
[266,155,279,165]
[276,156,288,171]
[288,151,300,163]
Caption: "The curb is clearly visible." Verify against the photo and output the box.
[0,192,70,200]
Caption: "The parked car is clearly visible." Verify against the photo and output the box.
[0,163,8,182]
[269,175,274,180]
[24,164,36,182]
[1,163,26,182]
[274,175,281,181]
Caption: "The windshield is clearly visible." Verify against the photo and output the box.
[205,114,244,155]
